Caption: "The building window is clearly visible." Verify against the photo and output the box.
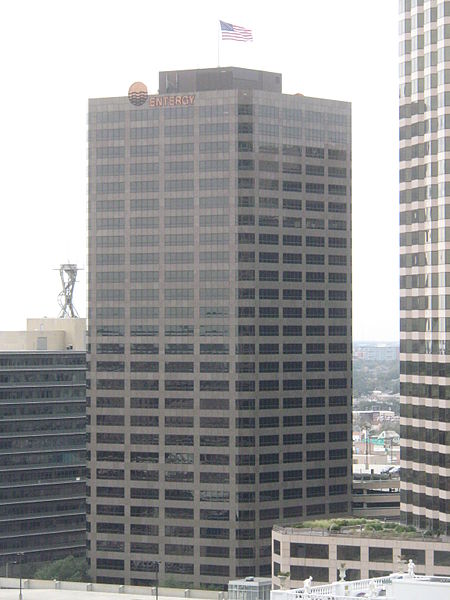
[434,551,450,567]
[369,547,393,562]
[337,545,361,561]
[290,566,329,582]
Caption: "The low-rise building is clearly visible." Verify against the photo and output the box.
[352,473,400,519]
[272,519,450,586]
[353,344,399,362]
[0,318,86,571]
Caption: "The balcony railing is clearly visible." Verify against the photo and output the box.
[272,574,450,600]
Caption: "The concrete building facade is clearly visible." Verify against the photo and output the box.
[272,525,450,585]
[399,0,450,535]
[0,318,86,569]
[352,473,400,519]
[87,67,352,587]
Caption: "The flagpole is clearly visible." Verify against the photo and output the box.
[217,21,220,67]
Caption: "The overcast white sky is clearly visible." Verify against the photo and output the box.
[0,0,398,341]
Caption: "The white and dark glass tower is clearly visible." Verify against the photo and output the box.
[399,1,450,535]
[87,67,352,587]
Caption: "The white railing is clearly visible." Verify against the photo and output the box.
[346,574,394,591]
[272,574,450,600]
[274,574,398,600]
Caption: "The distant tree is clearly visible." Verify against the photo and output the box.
[378,419,400,435]
[33,556,89,582]
[353,358,399,397]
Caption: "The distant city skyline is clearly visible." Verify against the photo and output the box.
[0,1,398,340]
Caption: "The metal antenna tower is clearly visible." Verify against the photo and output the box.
[57,263,80,318]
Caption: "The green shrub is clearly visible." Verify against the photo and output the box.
[33,556,89,583]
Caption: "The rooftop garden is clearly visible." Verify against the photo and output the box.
[292,518,440,538]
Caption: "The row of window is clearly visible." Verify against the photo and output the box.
[400,203,450,225]
[400,294,450,310]
[95,543,267,560]
[92,453,346,485]
[399,182,450,205]
[93,377,349,392]
[400,248,450,267]
[93,181,348,196]
[93,502,345,537]
[107,477,320,495]
[94,322,348,338]
[400,338,450,356]
[95,307,347,320]
[400,359,449,377]
[401,467,448,492]
[94,483,344,503]
[96,253,347,267]
[93,235,347,252]
[161,523,263,540]
[96,218,347,233]
[94,162,347,177]
[282,542,436,563]
[93,445,347,468]
[400,381,450,400]
[0,372,84,384]
[0,482,84,505]
[93,503,330,525]
[0,401,84,419]
[94,341,347,354]
[273,564,401,584]
[401,488,448,515]
[90,396,348,410]
[94,271,347,285]
[95,360,347,373]
[400,316,450,333]
[97,288,347,303]
[94,412,347,427]
[0,514,86,537]
[0,354,84,368]
[400,402,448,422]
[92,123,347,142]
[96,197,347,214]
[92,270,342,287]
[93,290,347,309]
[400,227,450,247]
[91,105,349,124]
[93,446,349,469]
[95,143,347,161]
[400,271,450,289]
[95,430,345,454]
[402,425,448,447]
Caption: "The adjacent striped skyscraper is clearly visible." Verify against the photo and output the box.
[87,67,352,587]
[399,1,449,535]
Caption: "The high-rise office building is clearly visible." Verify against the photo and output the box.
[87,67,352,587]
[399,1,449,535]
[0,318,86,570]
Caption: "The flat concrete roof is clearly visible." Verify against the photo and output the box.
[0,580,223,600]
[0,592,186,600]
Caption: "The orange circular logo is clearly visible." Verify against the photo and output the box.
[128,82,148,106]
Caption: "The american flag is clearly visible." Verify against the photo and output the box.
[220,20,253,42]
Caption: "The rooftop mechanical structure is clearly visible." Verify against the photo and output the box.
[57,263,80,318]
